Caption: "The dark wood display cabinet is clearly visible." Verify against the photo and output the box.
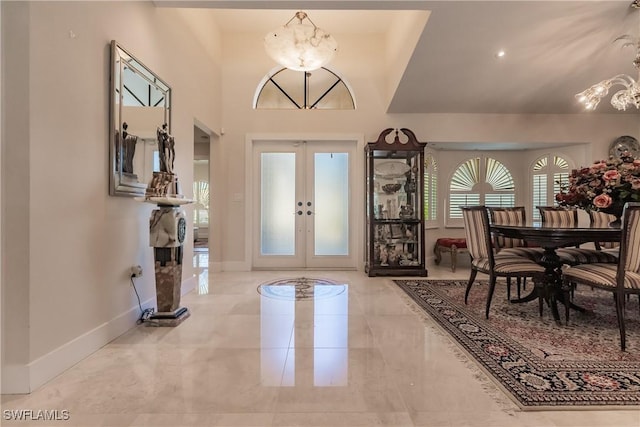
[365,128,427,277]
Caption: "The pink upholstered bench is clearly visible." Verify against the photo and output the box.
[434,238,468,272]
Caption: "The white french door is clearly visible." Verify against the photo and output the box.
[252,140,355,269]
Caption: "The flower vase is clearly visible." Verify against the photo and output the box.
[608,214,622,228]
[601,204,624,228]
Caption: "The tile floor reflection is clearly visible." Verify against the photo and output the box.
[2,263,640,426]
[258,278,349,388]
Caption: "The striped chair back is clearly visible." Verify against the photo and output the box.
[621,203,640,275]
[589,210,620,250]
[461,206,493,262]
[537,206,578,226]
[487,207,527,249]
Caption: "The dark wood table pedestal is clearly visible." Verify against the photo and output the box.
[491,223,620,325]
[509,246,584,324]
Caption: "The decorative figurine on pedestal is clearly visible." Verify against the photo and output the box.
[137,123,193,326]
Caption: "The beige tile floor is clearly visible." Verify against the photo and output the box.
[2,254,640,426]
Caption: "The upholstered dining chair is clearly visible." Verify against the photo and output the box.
[561,202,640,351]
[461,206,545,319]
[537,206,618,265]
[487,206,544,299]
[537,205,579,227]
[488,206,543,257]
[588,210,620,252]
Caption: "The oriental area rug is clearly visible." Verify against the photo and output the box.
[394,279,640,410]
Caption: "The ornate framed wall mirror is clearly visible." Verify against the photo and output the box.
[109,40,171,196]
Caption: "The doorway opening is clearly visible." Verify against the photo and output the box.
[193,125,210,257]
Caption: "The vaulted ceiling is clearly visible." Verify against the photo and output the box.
[157,1,640,115]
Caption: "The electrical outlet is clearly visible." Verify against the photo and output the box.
[130,265,143,278]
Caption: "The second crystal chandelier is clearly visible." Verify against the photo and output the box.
[576,2,640,111]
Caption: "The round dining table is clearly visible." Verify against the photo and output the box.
[490,222,621,324]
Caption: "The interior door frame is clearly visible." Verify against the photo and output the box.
[245,133,365,271]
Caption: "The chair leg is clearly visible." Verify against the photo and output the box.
[485,274,497,319]
[538,275,544,317]
[614,293,626,351]
[564,288,570,324]
[506,277,512,301]
[465,269,478,304]
[539,293,544,317]
[570,282,575,301]
[516,277,522,299]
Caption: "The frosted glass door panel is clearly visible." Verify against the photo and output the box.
[261,153,296,255]
[253,139,355,269]
[314,153,349,256]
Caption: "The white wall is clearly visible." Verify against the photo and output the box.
[0,0,4,393]
[2,1,31,392]
[1,1,222,393]
[220,26,640,268]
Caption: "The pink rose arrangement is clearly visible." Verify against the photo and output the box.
[556,152,640,215]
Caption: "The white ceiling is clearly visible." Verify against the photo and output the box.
[207,9,396,34]
[158,1,640,115]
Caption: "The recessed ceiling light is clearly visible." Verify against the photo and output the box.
[496,50,506,58]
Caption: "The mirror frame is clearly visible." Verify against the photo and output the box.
[109,40,171,197]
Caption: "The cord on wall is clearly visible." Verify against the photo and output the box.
[130,275,154,324]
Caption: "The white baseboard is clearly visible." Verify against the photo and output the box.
[23,296,155,393]
[181,275,197,295]
[3,274,194,394]
[222,261,250,271]
[209,261,222,272]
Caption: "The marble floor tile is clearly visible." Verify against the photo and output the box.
[2,263,639,426]
[131,413,216,426]
[210,412,275,427]
[272,411,414,426]
[274,347,404,413]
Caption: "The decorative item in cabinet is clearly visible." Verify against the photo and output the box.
[365,128,427,277]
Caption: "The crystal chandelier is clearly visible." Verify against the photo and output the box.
[264,11,338,72]
[576,2,640,111]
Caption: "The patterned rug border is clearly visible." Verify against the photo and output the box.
[393,279,640,411]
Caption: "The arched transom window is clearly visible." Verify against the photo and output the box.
[254,67,355,110]
[448,157,515,222]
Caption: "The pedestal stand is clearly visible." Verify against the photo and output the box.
[137,196,194,327]
[149,224,190,326]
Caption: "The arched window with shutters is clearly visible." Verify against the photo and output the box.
[424,152,438,225]
[531,154,571,221]
[448,156,515,224]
